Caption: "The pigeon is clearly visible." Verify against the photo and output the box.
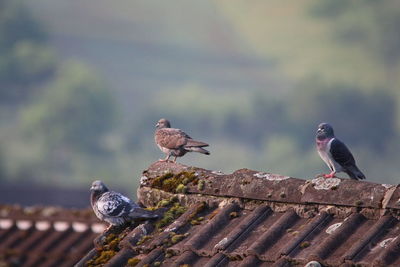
[155,118,210,162]
[90,180,158,231]
[316,123,365,180]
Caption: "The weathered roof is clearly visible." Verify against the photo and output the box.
[0,204,106,267]
[78,161,400,267]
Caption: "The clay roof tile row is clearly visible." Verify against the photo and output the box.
[0,205,105,267]
[77,162,400,267]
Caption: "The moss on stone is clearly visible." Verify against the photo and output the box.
[190,219,201,225]
[157,199,171,208]
[229,211,239,218]
[155,202,187,229]
[355,200,363,206]
[165,252,172,258]
[97,250,117,264]
[151,171,197,193]
[170,233,186,244]
[86,232,125,266]
[176,184,187,193]
[300,241,310,248]
[151,172,174,189]
[127,257,140,266]
[136,235,152,245]
[197,180,205,191]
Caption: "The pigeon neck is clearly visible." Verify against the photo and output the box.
[316,133,334,141]
[90,190,103,206]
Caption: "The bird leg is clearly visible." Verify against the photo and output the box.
[158,154,171,162]
[103,224,113,233]
[323,171,337,179]
[172,156,177,163]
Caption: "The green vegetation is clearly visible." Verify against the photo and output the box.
[1,0,400,197]
[126,258,140,267]
[151,171,197,193]
[155,202,187,229]
[86,233,123,266]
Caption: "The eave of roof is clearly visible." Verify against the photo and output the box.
[78,162,400,267]
[0,205,106,267]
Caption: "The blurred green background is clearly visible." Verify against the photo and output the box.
[1,0,400,203]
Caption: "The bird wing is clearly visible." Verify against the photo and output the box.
[155,128,190,149]
[330,138,356,167]
[96,192,136,218]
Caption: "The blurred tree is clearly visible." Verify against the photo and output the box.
[20,61,117,153]
[287,78,396,151]
[310,0,400,82]
[0,145,4,181]
[0,0,55,104]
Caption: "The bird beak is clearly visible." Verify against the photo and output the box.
[155,122,160,128]
[90,186,95,191]
[317,128,323,134]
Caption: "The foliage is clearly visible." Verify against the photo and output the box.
[20,60,117,153]
[287,78,396,151]
[2,0,400,194]
[0,0,55,104]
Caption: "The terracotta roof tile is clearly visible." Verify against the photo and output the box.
[78,162,400,267]
[0,205,106,266]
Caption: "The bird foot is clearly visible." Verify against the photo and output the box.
[158,159,171,162]
[323,173,337,179]
[315,173,337,179]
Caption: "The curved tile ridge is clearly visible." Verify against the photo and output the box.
[373,235,400,266]
[281,212,331,257]
[213,205,272,254]
[343,215,396,261]
[247,209,299,258]
[183,202,240,255]
[142,161,400,212]
[310,213,366,261]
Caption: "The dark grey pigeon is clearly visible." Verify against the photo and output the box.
[155,118,210,162]
[316,123,365,180]
[90,180,158,231]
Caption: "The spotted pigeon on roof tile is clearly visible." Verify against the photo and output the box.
[155,118,210,162]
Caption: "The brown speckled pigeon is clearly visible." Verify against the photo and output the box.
[155,118,210,162]
[316,123,365,180]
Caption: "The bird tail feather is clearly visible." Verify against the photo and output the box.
[185,146,210,155]
[129,208,159,220]
[346,165,366,180]
[186,139,209,147]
